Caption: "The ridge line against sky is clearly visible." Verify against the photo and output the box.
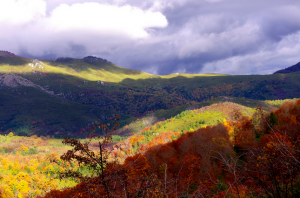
[0,0,300,75]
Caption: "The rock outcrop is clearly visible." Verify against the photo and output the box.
[0,73,54,95]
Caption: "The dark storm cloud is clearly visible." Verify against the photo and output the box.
[96,0,300,75]
[261,13,300,42]
[1,0,300,75]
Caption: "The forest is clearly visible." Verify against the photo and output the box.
[1,0,300,196]
[0,99,298,197]
[1,55,300,136]
[45,99,299,198]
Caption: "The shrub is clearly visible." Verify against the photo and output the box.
[21,148,39,155]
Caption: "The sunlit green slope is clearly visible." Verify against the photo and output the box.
[0,55,226,83]
[1,52,300,136]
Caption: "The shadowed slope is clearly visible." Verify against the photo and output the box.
[274,62,300,74]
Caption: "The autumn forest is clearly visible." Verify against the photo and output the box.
[0,98,299,197]
[32,99,299,198]
[1,54,300,197]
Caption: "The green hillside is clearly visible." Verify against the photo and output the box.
[109,101,259,160]
[1,52,300,136]
[112,97,299,159]
[115,96,273,137]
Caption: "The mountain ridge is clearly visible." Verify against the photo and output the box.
[274,62,300,74]
[1,51,300,136]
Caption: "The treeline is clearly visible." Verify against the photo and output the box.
[37,99,300,197]
[265,98,299,108]
[63,78,287,116]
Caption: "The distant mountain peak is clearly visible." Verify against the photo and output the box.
[274,62,300,74]
[53,57,74,62]
[83,56,111,64]
[0,51,16,57]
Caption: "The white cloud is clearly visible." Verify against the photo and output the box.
[48,3,168,38]
[0,1,168,55]
[1,0,300,75]
[0,0,46,25]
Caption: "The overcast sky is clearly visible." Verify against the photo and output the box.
[1,0,300,75]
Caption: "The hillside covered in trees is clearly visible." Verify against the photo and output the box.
[1,52,300,197]
[1,53,300,137]
[274,62,300,74]
[4,99,295,198]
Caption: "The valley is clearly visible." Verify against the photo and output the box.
[0,51,300,197]
[0,52,300,137]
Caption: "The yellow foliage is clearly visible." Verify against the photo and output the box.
[119,151,125,157]
[0,184,14,198]
[16,172,31,184]
[223,119,234,137]
[130,136,138,146]
[33,174,54,190]
[1,159,10,170]
[12,161,21,170]
[34,189,40,195]
[45,152,60,162]
[47,164,54,172]
[5,189,14,198]
[0,154,61,197]
[34,138,42,146]
[18,145,29,152]
[137,136,145,142]
[37,154,44,162]
[3,175,17,188]
[28,159,39,172]
[16,180,30,194]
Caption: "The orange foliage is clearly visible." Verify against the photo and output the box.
[233,99,300,197]
[41,99,300,197]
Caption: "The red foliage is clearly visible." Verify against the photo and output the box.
[233,99,300,197]
[41,99,300,197]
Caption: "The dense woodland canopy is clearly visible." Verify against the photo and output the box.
[1,53,300,136]
[36,99,300,198]
[1,54,300,197]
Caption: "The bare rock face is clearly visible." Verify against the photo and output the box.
[0,73,54,95]
[0,51,16,57]
[97,81,107,86]
[28,59,44,69]
[0,73,26,87]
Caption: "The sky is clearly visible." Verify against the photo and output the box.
[0,0,300,75]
